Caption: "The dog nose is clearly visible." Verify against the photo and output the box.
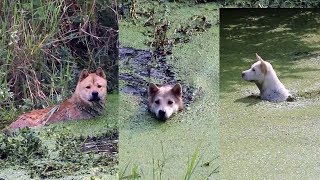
[92,91,98,97]
[158,110,166,119]
[242,72,245,77]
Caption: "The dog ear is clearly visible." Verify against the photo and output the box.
[79,69,89,82]
[171,83,182,97]
[149,83,159,96]
[260,60,267,75]
[95,67,106,79]
[256,53,268,74]
[256,53,263,61]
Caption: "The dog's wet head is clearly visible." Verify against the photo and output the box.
[148,83,183,121]
[242,53,268,84]
[75,68,107,106]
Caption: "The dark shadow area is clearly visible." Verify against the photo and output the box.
[220,9,320,94]
[234,94,261,107]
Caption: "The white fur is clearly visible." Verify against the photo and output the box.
[150,85,180,119]
[242,54,291,102]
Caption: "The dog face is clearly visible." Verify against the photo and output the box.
[242,53,268,83]
[148,83,183,120]
[75,68,107,106]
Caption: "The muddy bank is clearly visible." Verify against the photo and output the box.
[119,47,200,108]
[82,130,118,156]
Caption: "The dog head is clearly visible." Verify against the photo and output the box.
[242,53,269,83]
[148,83,183,121]
[74,67,107,106]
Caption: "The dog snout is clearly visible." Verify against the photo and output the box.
[242,72,245,78]
[158,110,166,120]
[89,91,101,102]
[92,91,99,97]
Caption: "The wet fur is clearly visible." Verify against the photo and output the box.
[9,68,107,129]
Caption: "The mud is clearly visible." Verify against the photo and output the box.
[119,47,200,108]
[81,130,118,157]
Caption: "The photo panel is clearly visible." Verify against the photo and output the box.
[118,1,219,179]
[220,8,320,179]
[0,0,118,179]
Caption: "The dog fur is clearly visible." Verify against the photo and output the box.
[148,83,183,120]
[242,53,291,102]
[9,68,107,129]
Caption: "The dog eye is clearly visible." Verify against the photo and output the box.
[155,100,160,104]
[252,68,255,72]
[86,86,91,89]
[168,100,173,105]
[97,85,102,88]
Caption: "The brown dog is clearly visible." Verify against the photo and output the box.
[9,68,107,129]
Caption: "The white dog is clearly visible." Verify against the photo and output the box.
[148,83,183,120]
[242,53,291,102]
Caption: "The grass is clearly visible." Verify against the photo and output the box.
[220,9,320,179]
[118,144,206,180]
[183,145,201,180]
[0,0,73,108]
[118,1,219,179]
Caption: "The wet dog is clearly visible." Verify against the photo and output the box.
[148,83,183,120]
[242,53,291,102]
[9,68,107,129]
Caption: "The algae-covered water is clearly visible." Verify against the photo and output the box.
[119,2,219,179]
[220,9,320,179]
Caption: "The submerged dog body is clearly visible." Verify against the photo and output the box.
[242,54,291,102]
[9,68,107,129]
[148,83,183,120]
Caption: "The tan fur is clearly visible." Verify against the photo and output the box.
[256,54,268,75]
[9,68,107,129]
[148,83,183,120]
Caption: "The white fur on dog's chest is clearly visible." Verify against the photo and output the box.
[260,78,290,102]
[260,88,289,102]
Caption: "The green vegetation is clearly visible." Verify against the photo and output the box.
[119,1,219,179]
[220,9,320,179]
[0,127,117,179]
[221,0,320,8]
[0,128,48,166]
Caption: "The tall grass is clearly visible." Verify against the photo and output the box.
[1,0,75,109]
[183,145,201,180]
[0,0,71,127]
